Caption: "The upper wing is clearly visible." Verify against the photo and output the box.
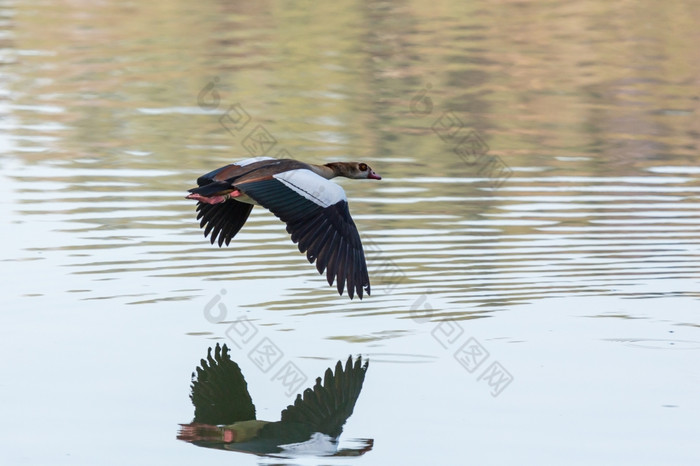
[196,157,277,186]
[190,344,256,425]
[189,157,281,245]
[195,200,254,247]
[276,356,369,439]
[190,157,278,197]
[236,168,371,299]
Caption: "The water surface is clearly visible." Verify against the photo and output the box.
[1,1,699,465]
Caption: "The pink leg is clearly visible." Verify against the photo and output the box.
[186,189,244,205]
[186,193,227,205]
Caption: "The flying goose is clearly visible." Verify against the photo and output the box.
[178,343,371,456]
[186,157,381,299]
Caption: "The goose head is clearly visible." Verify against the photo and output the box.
[326,162,382,180]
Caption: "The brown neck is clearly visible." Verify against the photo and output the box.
[310,163,343,179]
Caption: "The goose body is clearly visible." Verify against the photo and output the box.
[186,157,381,299]
[178,344,370,456]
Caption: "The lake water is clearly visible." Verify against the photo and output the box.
[1,1,699,465]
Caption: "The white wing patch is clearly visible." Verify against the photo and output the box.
[279,432,337,455]
[234,156,276,167]
[273,169,347,208]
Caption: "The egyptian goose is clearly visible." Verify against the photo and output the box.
[178,343,370,456]
[186,157,381,299]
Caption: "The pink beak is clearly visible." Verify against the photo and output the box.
[368,170,382,180]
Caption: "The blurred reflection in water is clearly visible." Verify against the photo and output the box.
[178,344,372,458]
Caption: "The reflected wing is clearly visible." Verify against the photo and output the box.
[195,200,254,247]
[237,169,370,299]
[274,356,369,439]
[190,344,256,425]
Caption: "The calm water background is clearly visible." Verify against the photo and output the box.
[1,1,699,464]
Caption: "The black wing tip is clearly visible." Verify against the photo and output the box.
[345,354,369,372]
[216,342,229,356]
[344,281,371,300]
[278,354,369,436]
[190,342,256,425]
[194,200,253,248]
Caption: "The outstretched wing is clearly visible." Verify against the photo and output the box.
[190,343,256,425]
[275,356,369,439]
[187,157,284,245]
[236,169,370,299]
[195,200,254,247]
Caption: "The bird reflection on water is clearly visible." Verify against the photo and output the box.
[178,344,373,458]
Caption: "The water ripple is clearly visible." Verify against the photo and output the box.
[4,161,698,314]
